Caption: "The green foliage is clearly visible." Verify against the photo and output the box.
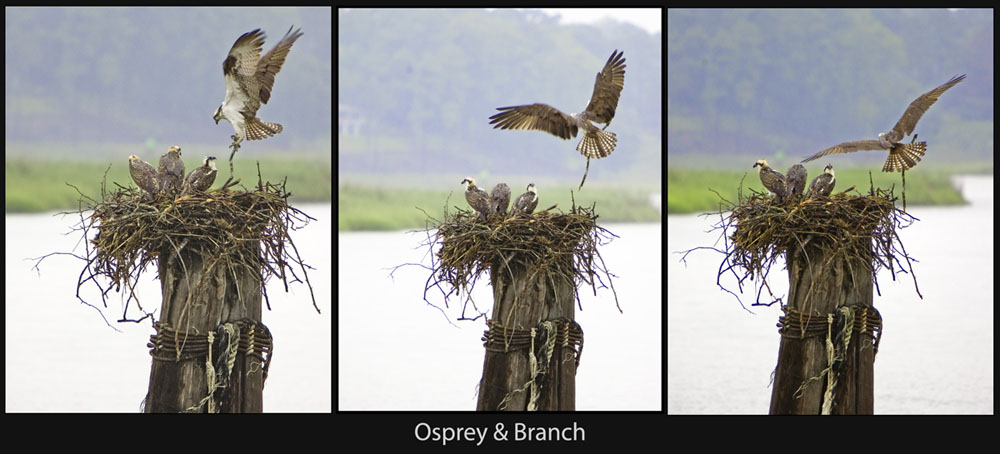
[4,155,331,213]
[667,166,968,214]
[338,184,661,231]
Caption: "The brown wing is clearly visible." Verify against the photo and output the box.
[255,26,303,106]
[582,50,626,125]
[801,140,886,163]
[884,74,966,143]
[488,104,578,140]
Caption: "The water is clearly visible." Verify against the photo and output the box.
[338,223,662,410]
[5,204,332,412]
[667,176,993,414]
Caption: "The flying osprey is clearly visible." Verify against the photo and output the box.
[156,145,185,193]
[753,159,787,202]
[785,164,808,201]
[461,177,492,221]
[488,50,626,189]
[513,183,539,215]
[129,155,158,199]
[802,74,966,172]
[491,183,511,216]
[181,156,218,196]
[213,27,303,164]
[807,164,836,198]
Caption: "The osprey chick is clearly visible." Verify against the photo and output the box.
[753,159,787,202]
[785,164,808,201]
[491,183,511,216]
[157,145,185,193]
[512,183,539,215]
[807,164,836,198]
[213,27,303,155]
[461,177,492,221]
[181,156,218,195]
[129,155,159,199]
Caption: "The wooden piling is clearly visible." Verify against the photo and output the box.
[143,246,268,413]
[476,255,581,411]
[769,240,880,414]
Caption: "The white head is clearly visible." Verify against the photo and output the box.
[213,106,224,124]
[526,183,536,194]
[129,155,140,162]
[168,145,182,155]
[753,159,768,169]
[824,164,834,176]
[461,177,476,188]
[205,156,217,170]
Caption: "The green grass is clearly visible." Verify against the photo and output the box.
[667,167,967,214]
[338,183,661,231]
[5,156,331,213]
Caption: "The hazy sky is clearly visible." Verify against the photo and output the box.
[538,8,662,34]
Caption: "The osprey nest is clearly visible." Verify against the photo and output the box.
[724,178,920,301]
[421,203,620,318]
[73,169,319,317]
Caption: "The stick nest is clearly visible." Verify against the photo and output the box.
[411,201,621,321]
[683,175,923,309]
[66,167,320,322]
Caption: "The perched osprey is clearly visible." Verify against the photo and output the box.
[461,177,492,221]
[491,183,511,216]
[213,27,303,155]
[489,50,626,160]
[753,159,787,202]
[156,145,185,193]
[128,155,158,198]
[513,183,539,215]
[802,74,966,172]
[181,156,218,195]
[785,164,808,201]
[807,164,836,198]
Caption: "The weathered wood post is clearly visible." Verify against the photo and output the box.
[144,244,270,413]
[476,254,581,411]
[769,236,881,414]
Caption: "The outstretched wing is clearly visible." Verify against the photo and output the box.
[255,26,303,106]
[222,29,266,117]
[581,50,626,125]
[801,140,886,163]
[884,74,966,143]
[488,104,578,140]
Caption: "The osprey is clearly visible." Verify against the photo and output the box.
[156,145,185,193]
[785,164,808,201]
[213,27,303,157]
[802,74,965,172]
[461,177,492,221]
[753,159,787,202]
[513,183,539,215]
[489,50,626,189]
[181,156,218,195]
[807,164,836,198]
[491,183,511,216]
[128,155,158,198]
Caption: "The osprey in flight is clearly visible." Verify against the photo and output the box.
[488,50,626,160]
[802,74,966,172]
[213,27,303,161]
